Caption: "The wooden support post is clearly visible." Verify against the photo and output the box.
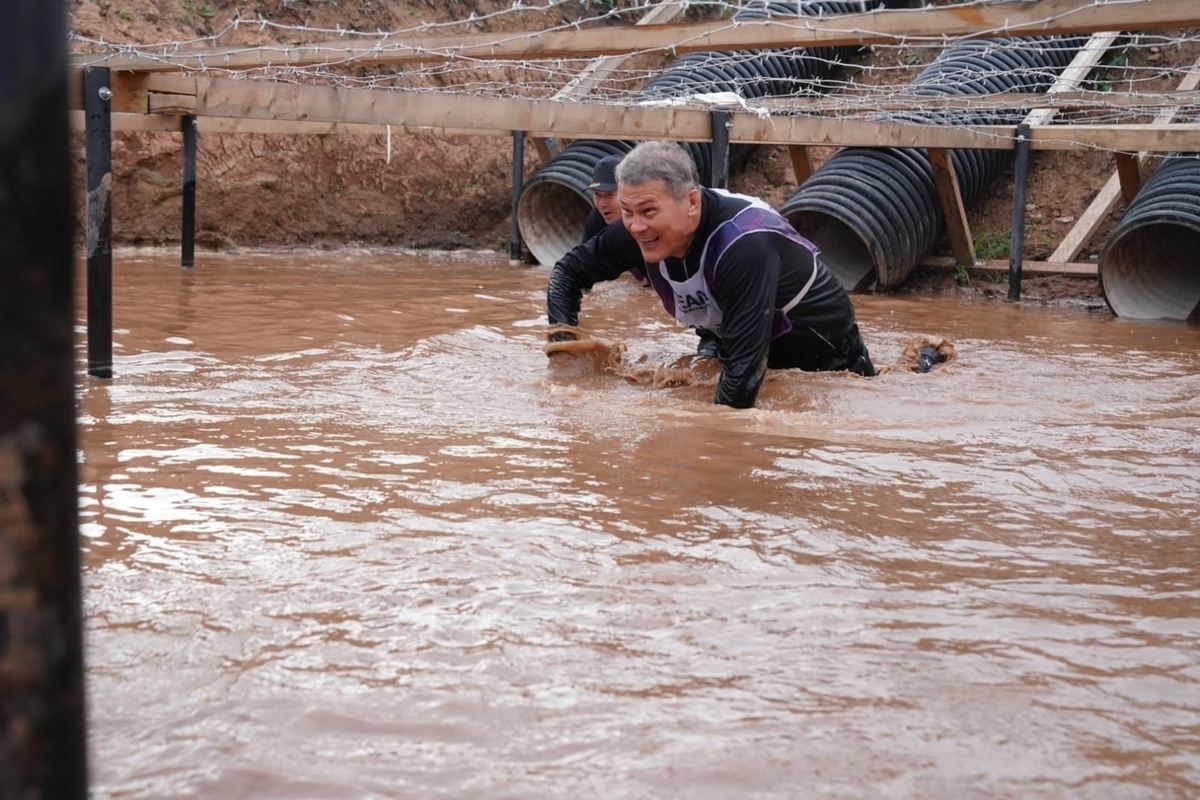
[710,110,730,189]
[83,67,113,379]
[0,1,90,796]
[927,148,975,267]
[531,137,554,165]
[788,145,815,186]
[1113,151,1142,205]
[510,130,525,264]
[1022,32,1120,128]
[1008,123,1033,301]
[1050,57,1200,264]
[182,115,197,268]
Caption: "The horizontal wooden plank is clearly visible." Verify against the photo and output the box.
[68,0,1200,72]
[760,89,1200,115]
[922,255,1097,277]
[67,110,495,136]
[69,74,1200,117]
[180,75,1200,151]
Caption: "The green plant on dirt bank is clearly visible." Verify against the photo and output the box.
[973,227,1055,261]
[179,0,214,18]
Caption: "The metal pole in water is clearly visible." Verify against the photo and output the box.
[0,0,90,795]
[84,67,113,377]
[182,115,197,268]
[510,130,525,264]
[1007,123,1032,301]
[710,110,730,190]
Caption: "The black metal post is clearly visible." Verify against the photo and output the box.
[1007,123,1032,301]
[182,115,197,268]
[510,130,525,263]
[0,0,90,796]
[710,110,730,190]
[84,67,113,377]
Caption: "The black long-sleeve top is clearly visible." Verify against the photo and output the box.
[548,188,859,408]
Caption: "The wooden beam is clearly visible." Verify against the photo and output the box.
[788,145,815,186]
[1023,31,1120,126]
[178,74,1200,152]
[71,75,1200,120]
[67,0,1200,73]
[67,71,201,113]
[67,110,494,136]
[733,117,1200,153]
[529,0,685,163]
[760,88,1200,115]
[927,148,975,267]
[1114,151,1143,203]
[1048,56,1200,263]
[921,255,1097,277]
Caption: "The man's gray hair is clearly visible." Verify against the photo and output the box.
[615,142,699,201]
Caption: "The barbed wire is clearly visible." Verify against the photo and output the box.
[67,1,1200,140]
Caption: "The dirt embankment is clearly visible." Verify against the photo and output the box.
[70,0,1194,307]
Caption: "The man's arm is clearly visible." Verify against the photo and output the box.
[710,235,780,408]
[547,220,641,327]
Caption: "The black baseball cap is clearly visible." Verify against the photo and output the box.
[588,155,621,192]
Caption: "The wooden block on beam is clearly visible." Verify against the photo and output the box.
[143,73,198,96]
[108,71,151,113]
[927,148,975,267]
[148,92,198,115]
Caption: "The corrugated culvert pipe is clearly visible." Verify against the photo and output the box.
[517,0,914,267]
[780,35,1088,291]
[1098,152,1200,320]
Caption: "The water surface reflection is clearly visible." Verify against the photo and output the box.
[78,250,1200,799]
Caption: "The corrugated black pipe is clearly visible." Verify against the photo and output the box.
[1098,152,1200,320]
[517,0,916,267]
[781,35,1089,290]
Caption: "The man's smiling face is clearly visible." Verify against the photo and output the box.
[618,179,701,262]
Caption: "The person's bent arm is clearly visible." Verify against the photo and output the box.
[710,236,780,408]
[547,221,640,329]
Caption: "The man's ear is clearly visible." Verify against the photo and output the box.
[686,187,701,217]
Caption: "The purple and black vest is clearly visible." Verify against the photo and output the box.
[645,201,820,339]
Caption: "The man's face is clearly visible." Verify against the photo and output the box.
[618,180,700,262]
[592,189,619,225]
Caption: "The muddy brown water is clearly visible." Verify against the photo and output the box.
[77,250,1199,799]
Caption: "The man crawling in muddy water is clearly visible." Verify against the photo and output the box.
[545,141,876,409]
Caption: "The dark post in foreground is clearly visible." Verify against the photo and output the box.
[84,66,113,377]
[182,115,198,268]
[510,130,525,264]
[710,110,730,190]
[1008,123,1032,301]
[0,0,90,797]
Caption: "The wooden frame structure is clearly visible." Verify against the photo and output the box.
[69,0,1200,372]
